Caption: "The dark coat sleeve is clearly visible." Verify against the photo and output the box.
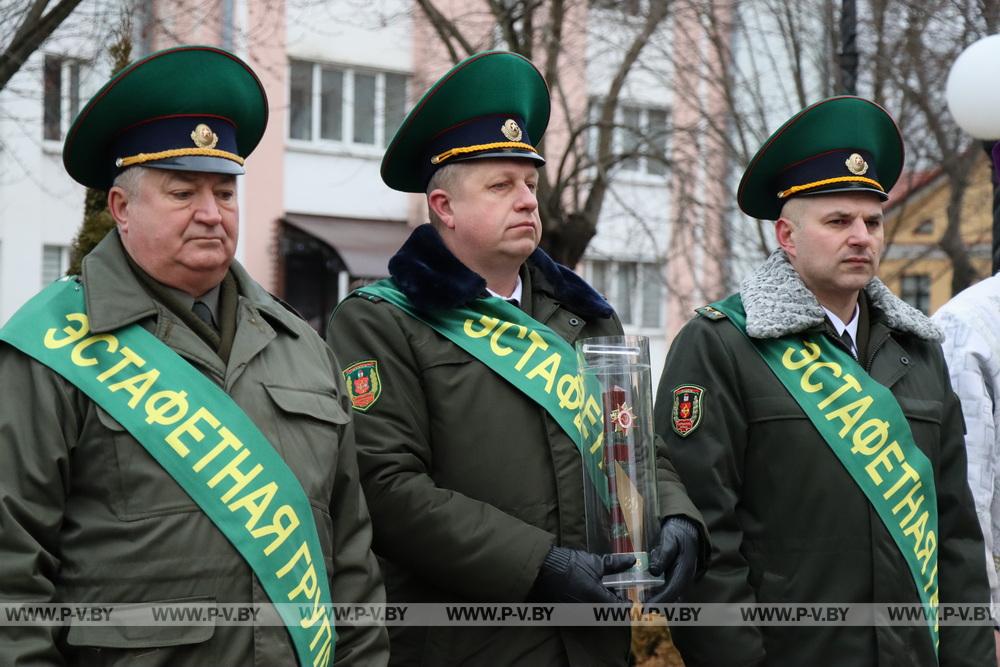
[323,342,390,665]
[327,297,555,602]
[932,345,996,665]
[654,431,711,569]
[653,317,765,667]
[0,346,77,666]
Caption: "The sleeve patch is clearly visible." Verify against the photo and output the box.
[343,360,382,412]
[671,384,705,437]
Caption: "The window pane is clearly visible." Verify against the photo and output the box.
[640,263,662,327]
[616,262,636,325]
[591,260,608,298]
[646,109,668,175]
[68,62,80,125]
[620,107,641,172]
[383,73,406,146]
[43,56,62,141]
[901,274,931,315]
[320,67,344,141]
[353,73,376,144]
[42,245,65,285]
[587,99,600,160]
[289,60,313,140]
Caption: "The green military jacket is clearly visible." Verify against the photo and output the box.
[0,232,388,666]
[655,250,993,667]
[328,224,705,666]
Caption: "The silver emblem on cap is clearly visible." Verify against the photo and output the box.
[191,123,219,149]
[501,119,523,142]
[845,153,868,176]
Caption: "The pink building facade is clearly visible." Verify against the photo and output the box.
[0,0,731,381]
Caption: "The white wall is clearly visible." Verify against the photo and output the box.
[285,149,409,219]
[284,0,412,221]
[583,7,675,392]
[0,1,113,323]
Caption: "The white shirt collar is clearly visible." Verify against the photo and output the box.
[486,276,523,306]
[822,303,860,354]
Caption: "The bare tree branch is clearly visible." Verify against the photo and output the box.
[414,0,476,62]
[1,0,86,91]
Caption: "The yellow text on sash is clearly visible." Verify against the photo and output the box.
[463,314,605,466]
[781,341,939,613]
[44,313,334,666]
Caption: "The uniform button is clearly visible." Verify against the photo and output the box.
[568,317,581,326]
[900,356,909,365]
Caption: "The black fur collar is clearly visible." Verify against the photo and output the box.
[388,224,614,319]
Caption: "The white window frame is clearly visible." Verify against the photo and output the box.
[587,99,670,180]
[586,258,665,332]
[287,59,407,156]
[41,244,70,288]
[42,54,83,145]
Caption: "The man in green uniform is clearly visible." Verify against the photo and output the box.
[0,46,387,666]
[327,51,707,665]
[654,96,994,665]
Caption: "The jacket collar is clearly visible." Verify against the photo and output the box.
[81,231,300,336]
[740,249,942,342]
[387,223,614,319]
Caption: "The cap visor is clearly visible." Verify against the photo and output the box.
[793,183,888,201]
[139,155,245,176]
[450,150,545,166]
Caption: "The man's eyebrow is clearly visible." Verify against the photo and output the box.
[164,172,198,184]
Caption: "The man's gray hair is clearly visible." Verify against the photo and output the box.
[112,167,147,198]
[425,163,463,196]
[425,163,465,226]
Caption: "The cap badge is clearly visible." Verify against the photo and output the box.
[845,153,868,176]
[191,123,219,149]
[501,119,523,142]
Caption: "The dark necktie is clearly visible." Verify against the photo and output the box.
[839,329,856,359]
[192,300,217,331]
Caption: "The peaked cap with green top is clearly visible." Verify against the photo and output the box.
[381,50,550,193]
[738,96,904,221]
[63,45,268,190]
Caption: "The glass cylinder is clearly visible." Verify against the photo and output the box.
[576,335,663,598]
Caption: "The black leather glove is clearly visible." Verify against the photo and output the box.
[530,546,636,604]
[646,516,700,604]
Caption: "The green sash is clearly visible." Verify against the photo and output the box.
[710,294,939,651]
[0,279,335,667]
[355,280,609,503]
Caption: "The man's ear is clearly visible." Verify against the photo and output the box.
[775,217,796,259]
[107,187,129,233]
[427,189,456,229]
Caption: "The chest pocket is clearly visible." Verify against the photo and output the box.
[100,382,350,520]
[99,406,200,520]
[262,384,350,508]
[896,397,944,461]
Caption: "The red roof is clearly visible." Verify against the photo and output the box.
[884,168,942,210]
